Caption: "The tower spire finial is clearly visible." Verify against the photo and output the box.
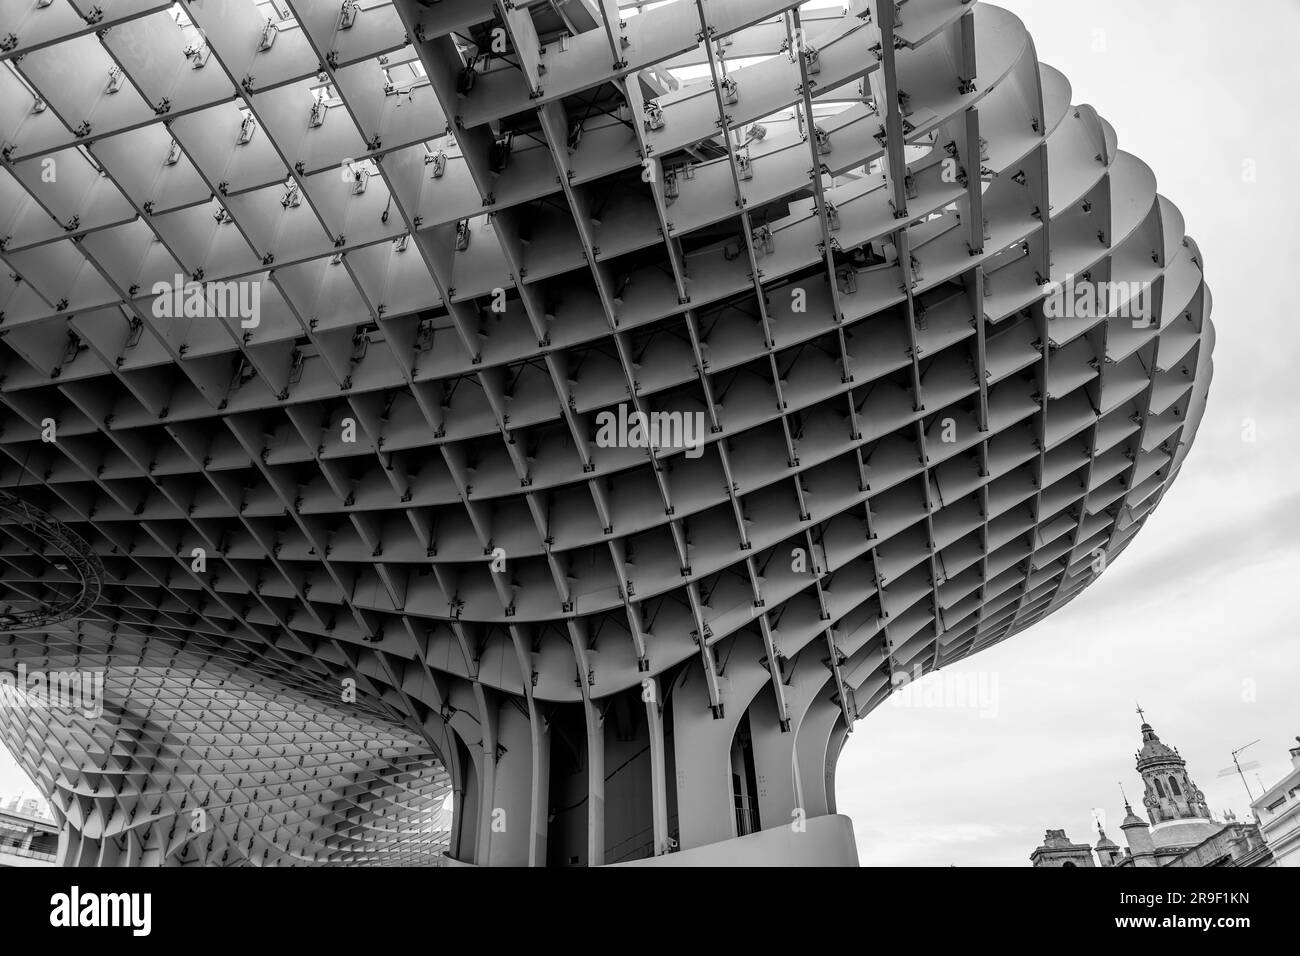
[1135,702,1146,724]
[1119,781,1131,810]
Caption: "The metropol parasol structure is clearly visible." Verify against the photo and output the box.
[0,0,1212,865]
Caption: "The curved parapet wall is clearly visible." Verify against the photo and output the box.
[0,0,1212,865]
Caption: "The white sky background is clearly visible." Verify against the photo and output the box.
[2,0,1299,859]
[0,748,29,806]
[836,0,1300,866]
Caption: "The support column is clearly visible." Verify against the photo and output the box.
[671,651,770,850]
[795,696,842,818]
[482,699,538,866]
[583,697,605,866]
[644,677,669,856]
[527,700,551,867]
[749,686,801,829]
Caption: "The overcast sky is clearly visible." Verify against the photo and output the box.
[3,0,1298,864]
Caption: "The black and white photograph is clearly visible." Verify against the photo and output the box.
[0,0,1293,937]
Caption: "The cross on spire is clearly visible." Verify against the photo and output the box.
[1135,702,1146,723]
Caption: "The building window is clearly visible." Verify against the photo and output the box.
[1154,778,1165,797]
[1169,777,1182,796]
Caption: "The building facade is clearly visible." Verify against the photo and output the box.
[0,795,58,867]
[1032,719,1273,868]
[0,0,1214,866]
[1251,738,1300,867]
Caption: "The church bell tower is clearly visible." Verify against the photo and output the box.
[1133,706,1212,826]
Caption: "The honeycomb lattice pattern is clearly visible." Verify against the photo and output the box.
[0,627,452,865]
[0,0,1212,865]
